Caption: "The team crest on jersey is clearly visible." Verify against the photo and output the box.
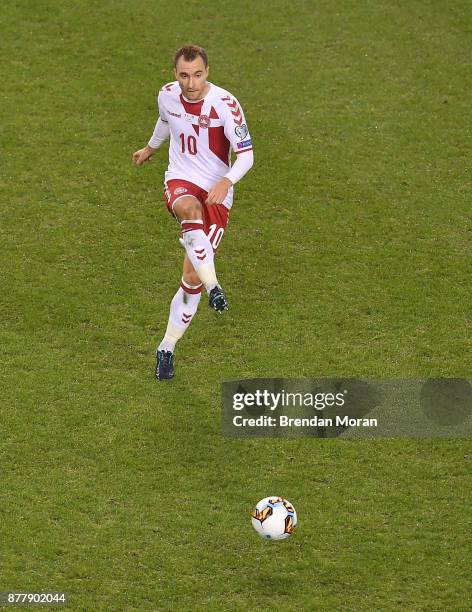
[174,187,188,195]
[198,114,211,129]
[235,124,248,139]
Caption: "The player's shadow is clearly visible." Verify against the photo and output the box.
[252,569,297,596]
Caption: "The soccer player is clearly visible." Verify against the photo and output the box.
[133,45,254,380]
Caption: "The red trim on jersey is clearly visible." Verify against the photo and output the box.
[208,126,230,166]
[192,124,200,136]
[180,282,203,295]
[179,94,203,116]
[221,96,243,125]
[236,147,253,154]
[209,106,219,119]
[223,98,238,110]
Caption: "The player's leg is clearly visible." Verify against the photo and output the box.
[155,255,203,381]
[201,199,230,313]
[180,253,227,314]
[173,195,227,311]
[157,258,202,354]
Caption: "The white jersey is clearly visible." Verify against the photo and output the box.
[157,81,253,209]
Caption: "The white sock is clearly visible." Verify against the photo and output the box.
[158,279,202,352]
[180,219,218,292]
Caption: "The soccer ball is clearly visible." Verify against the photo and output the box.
[251,496,297,540]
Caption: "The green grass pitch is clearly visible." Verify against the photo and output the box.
[1,0,471,609]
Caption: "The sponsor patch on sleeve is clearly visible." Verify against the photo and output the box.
[237,139,252,149]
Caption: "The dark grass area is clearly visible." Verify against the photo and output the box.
[1,1,471,609]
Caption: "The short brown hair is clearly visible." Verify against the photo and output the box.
[173,45,208,68]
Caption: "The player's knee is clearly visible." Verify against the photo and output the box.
[174,196,202,220]
[183,269,201,287]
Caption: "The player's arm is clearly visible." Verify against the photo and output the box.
[205,151,254,204]
[206,97,254,204]
[132,118,170,165]
[224,148,254,185]
[133,91,171,165]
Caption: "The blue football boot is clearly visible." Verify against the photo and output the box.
[155,349,175,380]
[208,286,228,313]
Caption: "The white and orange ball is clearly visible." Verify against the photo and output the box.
[251,496,297,540]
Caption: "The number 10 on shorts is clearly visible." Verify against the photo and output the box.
[207,223,224,250]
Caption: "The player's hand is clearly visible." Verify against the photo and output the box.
[132,146,156,166]
[206,177,232,205]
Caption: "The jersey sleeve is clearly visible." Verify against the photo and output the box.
[148,117,170,149]
[224,148,254,185]
[221,95,253,156]
[157,90,169,123]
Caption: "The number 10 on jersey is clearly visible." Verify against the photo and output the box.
[179,133,197,155]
